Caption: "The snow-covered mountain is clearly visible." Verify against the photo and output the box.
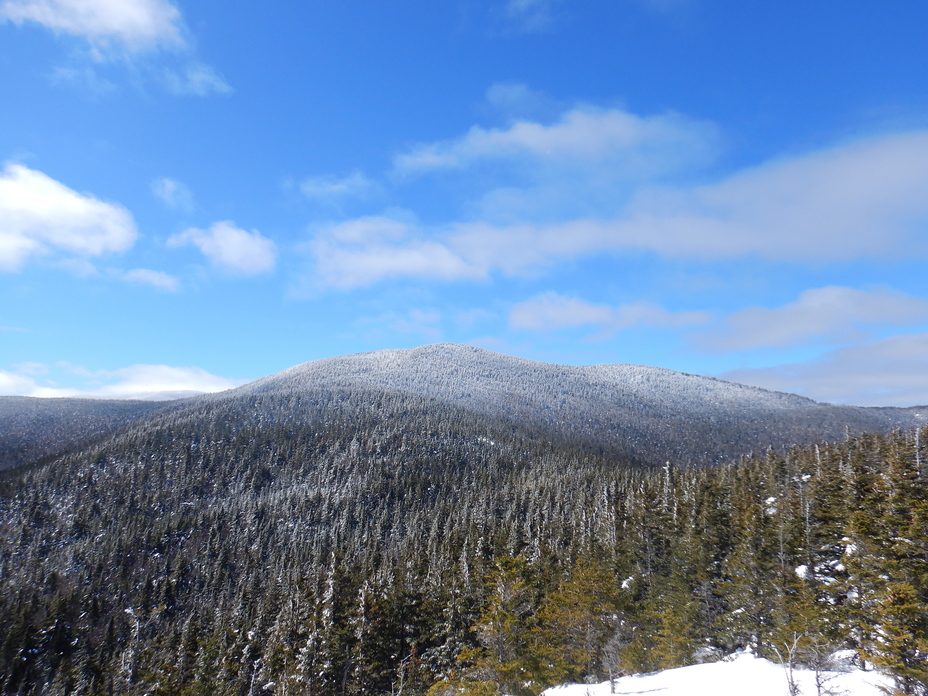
[215,343,925,465]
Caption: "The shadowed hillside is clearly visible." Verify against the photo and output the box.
[0,397,173,472]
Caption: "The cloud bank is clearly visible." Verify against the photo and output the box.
[700,286,928,351]
[723,333,928,407]
[0,362,244,399]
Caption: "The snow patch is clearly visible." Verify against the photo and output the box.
[542,651,891,696]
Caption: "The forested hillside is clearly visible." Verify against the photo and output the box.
[0,397,171,473]
[1,370,926,695]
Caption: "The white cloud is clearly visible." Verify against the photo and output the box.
[309,216,484,289]
[0,369,71,397]
[699,286,928,352]
[455,130,928,265]
[0,362,245,399]
[89,364,244,398]
[2,0,231,98]
[394,102,718,225]
[168,220,277,275]
[723,333,928,407]
[614,131,928,261]
[0,162,137,271]
[162,63,232,96]
[300,171,377,202]
[510,291,709,334]
[311,128,928,288]
[394,106,715,176]
[151,176,193,210]
[122,268,179,291]
[0,0,184,51]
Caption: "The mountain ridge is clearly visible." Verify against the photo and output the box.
[3,343,925,471]
[200,342,926,466]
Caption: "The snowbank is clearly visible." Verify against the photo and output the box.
[542,652,892,696]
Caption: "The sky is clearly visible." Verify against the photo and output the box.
[2,0,928,406]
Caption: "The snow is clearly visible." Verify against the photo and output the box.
[541,652,891,696]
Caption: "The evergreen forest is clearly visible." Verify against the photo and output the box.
[1,350,927,696]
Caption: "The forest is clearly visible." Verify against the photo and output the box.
[1,349,926,695]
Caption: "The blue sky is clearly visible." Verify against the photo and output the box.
[3,0,928,406]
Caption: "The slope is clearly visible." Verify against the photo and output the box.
[0,396,173,472]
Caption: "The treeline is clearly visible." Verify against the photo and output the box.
[0,390,926,695]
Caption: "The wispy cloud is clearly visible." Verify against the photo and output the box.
[122,268,180,292]
[300,171,377,201]
[168,220,277,275]
[0,162,136,271]
[162,62,232,96]
[361,308,444,341]
[151,176,193,211]
[394,105,715,178]
[723,333,928,407]
[483,82,554,119]
[510,291,709,335]
[698,286,928,352]
[503,0,559,33]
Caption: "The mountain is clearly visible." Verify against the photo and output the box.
[206,343,926,466]
[4,344,923,473]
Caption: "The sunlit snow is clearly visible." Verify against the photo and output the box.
[542,652,891,696]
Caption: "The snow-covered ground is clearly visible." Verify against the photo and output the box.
[542,652,892,696]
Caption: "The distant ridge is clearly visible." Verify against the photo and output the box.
[0,396,170,472]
